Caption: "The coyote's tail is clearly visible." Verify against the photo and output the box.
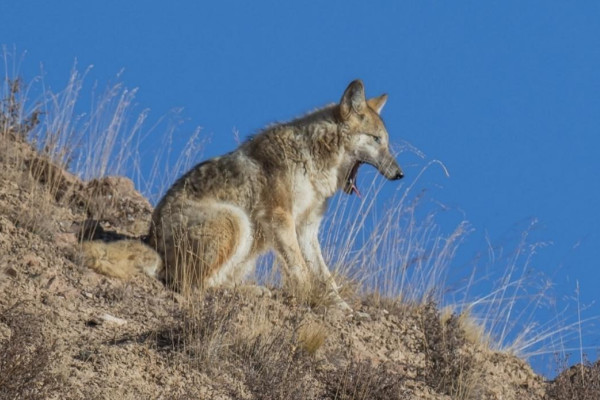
[82,239,162,280]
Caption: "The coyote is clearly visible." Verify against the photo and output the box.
[87,80,403,311]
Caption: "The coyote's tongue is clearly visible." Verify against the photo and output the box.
[344,162,361,197]
[350,179,361,198]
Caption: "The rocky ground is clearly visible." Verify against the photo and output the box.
[1,128,598,399]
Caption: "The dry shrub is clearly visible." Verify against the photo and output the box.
[0,78,41,139]
[419,302,480,399]
[0,80,79,239]
[152,289,319,399]
[323,360,407,400]
[546,357,600,400]
[297,273,360,312]
[440,306,488,347]
[234,326,317,399]
[298,321,327,356]
[152,290,240,365]
[10,178,59,238]
[361,292,413,319]
[0,307,65,399]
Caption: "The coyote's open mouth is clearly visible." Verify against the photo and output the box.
[343,161,362,197]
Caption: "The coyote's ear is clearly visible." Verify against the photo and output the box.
[367,94,388,115]
[340,80,366,119]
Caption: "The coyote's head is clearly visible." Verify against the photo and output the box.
[338,80,403,196]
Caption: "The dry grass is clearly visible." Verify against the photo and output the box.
[319,160,598,377]
[163,290,489,399]
[298,320,327,356]
[0,305,66,400]
[0,77,40,139]
[151,289,320,399]
[322,360,407,400]
[419,302,480,399]
[546,356,600,400]
[441,306,489,347]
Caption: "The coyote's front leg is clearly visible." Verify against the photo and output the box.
[268,208,311,296]
[297,214,352,312]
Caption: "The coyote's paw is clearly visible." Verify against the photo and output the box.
[332,297,370,320]
[352,311,372,321]
[331,296,355,316]
[237,284,272,298]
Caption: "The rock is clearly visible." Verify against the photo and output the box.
[86,313,127,327]
[99,313,127,326]
[83,176,152,237]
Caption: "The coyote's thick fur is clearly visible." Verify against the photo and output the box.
[85,80,403,310]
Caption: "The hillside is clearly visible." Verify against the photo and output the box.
[0,113,597,399]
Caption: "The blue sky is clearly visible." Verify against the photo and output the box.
[3,1,599,374]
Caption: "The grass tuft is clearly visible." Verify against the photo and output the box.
[0,306,66,399]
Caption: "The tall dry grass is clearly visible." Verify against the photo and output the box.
[1,49,204,200]
[292,146,598,375]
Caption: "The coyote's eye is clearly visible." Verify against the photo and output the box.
[372,135,381,144]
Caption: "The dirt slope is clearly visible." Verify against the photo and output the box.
[0,131,559,399]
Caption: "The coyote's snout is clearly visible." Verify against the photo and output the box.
[87,79,404,311]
